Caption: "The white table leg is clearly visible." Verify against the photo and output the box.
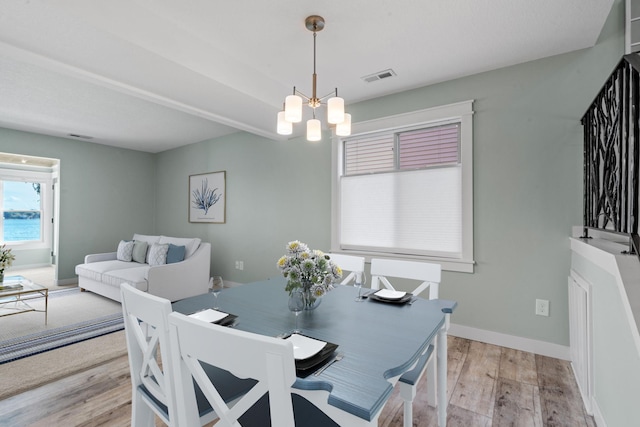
[436,324,448,426]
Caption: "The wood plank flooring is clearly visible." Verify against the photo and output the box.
[0,336,595,427]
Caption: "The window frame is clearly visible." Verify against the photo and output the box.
[331,100,475,273]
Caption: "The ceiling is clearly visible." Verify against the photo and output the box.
[0,0,615,153]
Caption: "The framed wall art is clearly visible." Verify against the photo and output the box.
[189,171,226,223]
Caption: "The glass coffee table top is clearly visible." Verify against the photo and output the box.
[0,275,48,324]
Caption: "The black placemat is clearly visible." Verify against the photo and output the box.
[281,334,339,377]
[368,292,413,304]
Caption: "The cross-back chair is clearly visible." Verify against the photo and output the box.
[168,311,340,427]
[369,258,444,427]
[326,253,365,286]
[121,282,221,426]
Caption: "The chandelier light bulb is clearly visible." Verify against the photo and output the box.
[284,95,303,123]
[327,96,345,124]
[307,119,322,141]
[335,113,352,137]
[277,111,293,135]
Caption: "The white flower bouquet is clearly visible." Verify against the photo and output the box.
[277,240,342,300]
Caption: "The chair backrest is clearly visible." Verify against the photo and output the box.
[168,311,297,427]
[120,282,176,420]
[370,258,441,299]
[327,253,365,286]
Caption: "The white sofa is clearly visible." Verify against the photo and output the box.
[75,234,211,302]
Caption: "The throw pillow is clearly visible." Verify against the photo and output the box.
[148,243,169,266]
[158,236,201,259]
[132,240,148,264]
[166,244,186,264]
[116,240,134,262]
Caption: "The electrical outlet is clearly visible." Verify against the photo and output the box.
[235,261,244,270]
[535,299,550,317]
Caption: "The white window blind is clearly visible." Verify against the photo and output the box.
[339,122,463,258]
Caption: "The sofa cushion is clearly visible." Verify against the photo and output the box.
[159,236,201,259]
[166,244,186,264]
[102,266,149,291]
[116,240,134,262]
[132,240,148,263]
[76,260,143,282]
[133,234,160,262]
[148,243,169,266]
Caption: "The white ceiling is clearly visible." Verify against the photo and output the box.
[0,0,615,153]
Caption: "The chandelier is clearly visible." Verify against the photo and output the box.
[276,15,351,141]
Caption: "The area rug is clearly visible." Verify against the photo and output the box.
[0,330,127,401]
[0,288,123,364]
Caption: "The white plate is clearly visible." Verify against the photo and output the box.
[286,334,327,360]
[374,289,407,300]
[189,309,229,323]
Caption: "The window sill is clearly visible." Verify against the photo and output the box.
[330,250,475,273]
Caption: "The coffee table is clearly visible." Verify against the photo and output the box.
[0,275,48,324]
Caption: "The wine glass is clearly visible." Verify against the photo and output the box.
[354,273,367,302]
[209,276,224,309]
[288,290,305,334]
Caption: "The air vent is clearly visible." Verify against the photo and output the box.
[361,69,397,83]
[68,133,93,140]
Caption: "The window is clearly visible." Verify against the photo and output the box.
[2,181,42,242]
[331,100,474,272]
[0,168,53,250]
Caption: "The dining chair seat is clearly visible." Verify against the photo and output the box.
[370,258,444,427]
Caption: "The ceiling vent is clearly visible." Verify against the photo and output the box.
[361,69,397,83]
[68,133,93,140]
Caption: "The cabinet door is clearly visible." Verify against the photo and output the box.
[568,273,592,414]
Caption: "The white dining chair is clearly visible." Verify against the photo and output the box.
[168,311,340,427]
[120,283,221,427]
[326,253,365,286]
[370,258,443,427]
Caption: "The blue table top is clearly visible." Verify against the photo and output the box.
[172,276,456,422]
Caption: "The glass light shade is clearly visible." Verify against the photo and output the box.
[284,95,303,123]
[307,119,322,141]
[277,111,292,135]
[335,113,352,136]
[327,97,345,124]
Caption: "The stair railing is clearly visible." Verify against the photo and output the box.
[581,54,640,260]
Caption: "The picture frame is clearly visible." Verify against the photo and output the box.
[189,171,226,223]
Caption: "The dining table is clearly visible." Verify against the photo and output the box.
[172,276,456,426]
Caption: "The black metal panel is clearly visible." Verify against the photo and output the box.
[582,55,640,257]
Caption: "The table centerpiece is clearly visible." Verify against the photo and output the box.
[277,240,342,310]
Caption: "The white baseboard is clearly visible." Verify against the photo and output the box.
[591,398,607,427]
[449,323,571,360]
[55,278,78,286]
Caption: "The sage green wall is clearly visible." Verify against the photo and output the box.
[571,252,640,427]
[155,131,332,283]
[0,128,156,281]
[156,2,623,346]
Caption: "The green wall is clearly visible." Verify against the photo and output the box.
[155,131,332,284]
[0,1,624,348]
[0,128,156,281]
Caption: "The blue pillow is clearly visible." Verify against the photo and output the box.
[166,244,186,264]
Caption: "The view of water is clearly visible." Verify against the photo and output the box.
[3,218,41,241]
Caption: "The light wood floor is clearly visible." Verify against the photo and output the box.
[0,336,594,427]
